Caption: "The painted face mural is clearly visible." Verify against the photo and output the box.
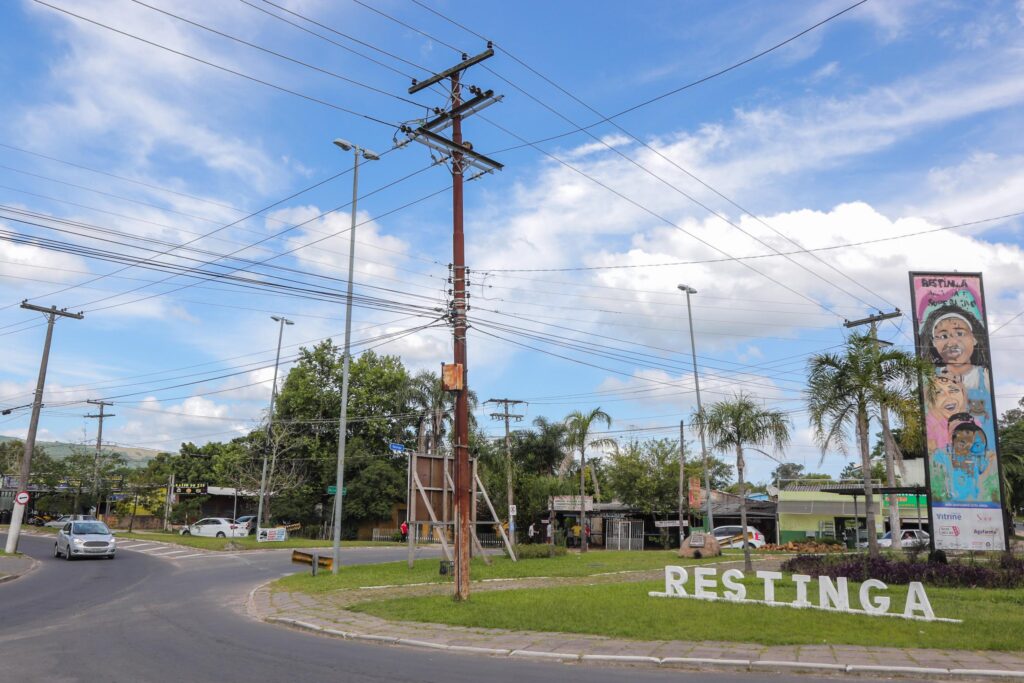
[911,272,1006,551]
[932,314,977,373]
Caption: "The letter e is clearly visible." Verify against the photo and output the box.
[693,566,718,599]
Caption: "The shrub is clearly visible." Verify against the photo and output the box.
[510,544,568,560]
[781,552,1024,589]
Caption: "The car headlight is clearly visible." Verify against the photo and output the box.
[73,538,85,545]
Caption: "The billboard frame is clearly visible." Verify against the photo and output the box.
[908,271,1011,552]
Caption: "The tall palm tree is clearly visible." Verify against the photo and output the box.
[696,394,790,571]
[807,333,929,558]
[564,407,615,553]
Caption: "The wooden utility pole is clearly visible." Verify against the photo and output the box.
[85,399,114,508]
[4,301,83,554]
[678,420,687,546]
[486,398,524,544]
[844,309,902,552]
[406,48,503,601]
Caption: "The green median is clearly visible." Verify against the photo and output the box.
[117,531,400,551]
[348,574,1024,651]
[277,550,730,593]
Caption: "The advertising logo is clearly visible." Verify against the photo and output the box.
[975,512,994,523]
[973,528,998,537]
[936,512,962,521]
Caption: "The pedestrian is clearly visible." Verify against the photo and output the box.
[546,519,554,543]
[400,520,409,542]
[585,523,591,544]
[527,522,536,543]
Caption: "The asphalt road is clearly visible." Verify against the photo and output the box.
[1,534,932,683]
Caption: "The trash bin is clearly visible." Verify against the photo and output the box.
[0,509,10,524]
[439,560,454,578]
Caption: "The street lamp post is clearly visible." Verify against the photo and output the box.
[332,138,379,575]
[257,315,293,531]
[678,284,714,532]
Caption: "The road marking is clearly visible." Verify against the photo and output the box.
[172,553,208,559]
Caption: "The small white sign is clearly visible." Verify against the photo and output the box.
[14,491,29,505]
[655,520,680,528]
[509,504,517,517]
[257,527,288,542]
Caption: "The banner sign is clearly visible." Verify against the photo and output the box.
[173,483,208,495]
[910,272,1007,550]
[550,495,593,511]
[650,566,958,623]
[257,527,288,542]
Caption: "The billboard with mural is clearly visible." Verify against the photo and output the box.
[910,272,1007,551]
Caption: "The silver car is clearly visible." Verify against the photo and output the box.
[54,520,116,560]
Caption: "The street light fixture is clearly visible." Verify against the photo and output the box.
[332,137,378,575]
[257,315,294,531]
[678,284,714,532]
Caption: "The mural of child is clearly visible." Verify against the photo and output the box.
[920,305,990,395]
[931,414,996,503]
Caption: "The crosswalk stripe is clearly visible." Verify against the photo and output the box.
[173,553,208,559]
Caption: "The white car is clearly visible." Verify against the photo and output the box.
[54,520,115,560]
[44,514,96,528]
[180,517,246,538]
[859,529,930,549]
[712,525,766,549]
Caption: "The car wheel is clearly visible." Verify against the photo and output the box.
[182,530,191,536]
[65,546,74,561]
[53,543,60,558]
[216,531,226,538]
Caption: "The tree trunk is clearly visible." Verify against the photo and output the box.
[128,490,139,533]
[858,404,879,558]
[579,447,588,553]
[880,406,902,548]
[737,444,752,572]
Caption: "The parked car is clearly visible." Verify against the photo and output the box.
[54,520,115,560]
[712,525,766,549]
[858,529,930,549]
[44,514,97,528]
[234,515,257,535]
[179,517,246,538]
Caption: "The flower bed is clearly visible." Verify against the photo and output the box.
[782,552,1024,589]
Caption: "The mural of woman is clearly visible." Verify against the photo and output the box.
[920,304,990,394]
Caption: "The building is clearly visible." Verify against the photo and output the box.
[777,480,884,544]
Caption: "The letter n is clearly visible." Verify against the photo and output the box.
[818,576,849,611]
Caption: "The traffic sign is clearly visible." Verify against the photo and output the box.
[508,504,517,517]
[389,443,405,453]
[14,491,29,505]
[327,485,347,496]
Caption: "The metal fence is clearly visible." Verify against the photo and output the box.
[372,526,506,548]
[605,519,644,550]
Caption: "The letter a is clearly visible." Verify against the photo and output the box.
[903,582,935,620]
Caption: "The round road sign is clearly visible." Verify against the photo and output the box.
[14,491,30,505]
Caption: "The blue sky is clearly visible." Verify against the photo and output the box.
[1,0,1024,485]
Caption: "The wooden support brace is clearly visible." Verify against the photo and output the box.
[474,471,516,562]
[413,471,452,561]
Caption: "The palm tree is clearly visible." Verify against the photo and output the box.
[564,407,615,553]
[807,333,929,558]
[696,394,790,571]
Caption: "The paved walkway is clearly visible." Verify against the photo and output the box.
[0,552,38,583]
[250,559,1024,680]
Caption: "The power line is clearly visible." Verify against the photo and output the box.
[33,1,400,128]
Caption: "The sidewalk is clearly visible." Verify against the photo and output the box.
[0,552,39,584]
[249,563,1024,680]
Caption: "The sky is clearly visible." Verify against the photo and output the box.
[1,0,1024,486]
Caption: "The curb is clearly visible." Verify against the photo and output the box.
[262,617,1024,679]
[0,556,40,584]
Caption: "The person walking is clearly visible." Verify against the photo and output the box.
[400,520,409,542]
[527,521,536,543]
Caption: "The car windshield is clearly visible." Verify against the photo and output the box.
[881,531,892,539]
[72,522,109,535]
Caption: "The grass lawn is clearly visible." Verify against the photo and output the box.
[349,574,1024,651]
[277,550,736,593]
[117,531,401,551]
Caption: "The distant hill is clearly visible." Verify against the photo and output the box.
[0,436,169,467]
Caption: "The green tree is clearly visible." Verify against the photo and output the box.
[563,407,615,553]
[696,394,790,571]
[807,333,929,558]
[998,397,1024,514]
[604,439,679,515]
